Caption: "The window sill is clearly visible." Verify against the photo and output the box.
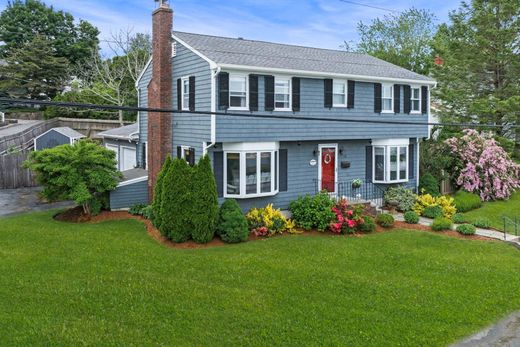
[333,104,348,108]
[410,111,421,115]
[224,190,279,199]
[373,179,409,184]
[381,110,394,114]
[228,107,249,111]
[274,108,292,112]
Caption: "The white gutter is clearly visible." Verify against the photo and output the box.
[203,65,220,154]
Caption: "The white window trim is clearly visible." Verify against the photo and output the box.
[228,73,249,111]
[381,83,394,114]
[372,144,409,184]
[223,144,280,199]
[318,143,339,193]
[332,80,348,108]
[410,85,421,114]
[274,76,292,111]
[179,145,191,161]
[181,76,190,111]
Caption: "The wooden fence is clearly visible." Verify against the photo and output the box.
[0,118,59,154]
[0,152,37,189]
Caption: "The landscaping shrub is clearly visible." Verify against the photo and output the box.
[419,173,440,197]
[404,211,419,224]
[431,217,453,231]
[376,213,395,228]
[472,218,492,229]
[191,155,219,244]
[246,204,295,237]
[330,199,364,234]
[129,203,147,216]
[452,213,466,224]
[151,156,172,230]
[414,193,457,218]
[357,215,376,233]
[456,224,476,235]
[141,205,153,220]
[289,192,335,231]
[423,205,444,219]
[453,190,482,212]
[384,186,417,212]
[217,199,249,243]
[160,158,194,243]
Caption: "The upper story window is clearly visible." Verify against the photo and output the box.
[411,87,421,113]
[333,80,347,107]
[229,74,248,110]
[275,77,291,111]
[181,77,189,111]
[372,139,409,184]
[382,84,393,113]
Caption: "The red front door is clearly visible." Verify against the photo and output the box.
[321,147,336,192]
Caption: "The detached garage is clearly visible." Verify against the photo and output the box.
[98,123,139,172]
[34,127,85,151]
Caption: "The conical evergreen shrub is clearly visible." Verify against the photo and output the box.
[151,155,172,232]
[191,155,219,243]
[217,199,249,243]
[160,158,194,242]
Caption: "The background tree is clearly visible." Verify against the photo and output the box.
[0,36,69,100]
[191,155,219,244]
[24,140,122,216]
[0,0,99,66]
[353,8,437,75]
[432,0,520,154]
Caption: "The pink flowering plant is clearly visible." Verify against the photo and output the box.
[445,129,520,201]
[330,198,364,234]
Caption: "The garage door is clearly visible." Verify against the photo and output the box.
[106,144,119,168]
[121,146,137,171]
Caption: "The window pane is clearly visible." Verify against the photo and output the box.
[333,94,345,105]
[412,100,420,111]
[400,147,407,180]
[390,147,398,181]
[333,82,345,94]
[246,153,257,194]
[275,79,290,109]
[226,153,240,195]
[230,92,246,107]
[374,147,385,181]
[383,99,392,111]
[230,77,246,92]
[382,85,392,98]
[412,88,420,99]
[260,152,272,193]
[274,151,278,191]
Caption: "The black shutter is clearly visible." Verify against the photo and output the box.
[189,76,195,111]
[409,143,415,179]
[218,72,229,110]
[403,85,411,114]
[189,147,195,167]
[177,78,182,111]
[177,146,182,159]
[279,149,288,192]
[374,83,382,113]
[213,151,224,198]
[142,143,147,169]
[324,79,333,108]
[265,75,275,111]
[365,146,373,181]
[249,74,258,111]
[393,84,401,114]
[347,80,355,108]
[292,77,300,112]
[421,86,428,114]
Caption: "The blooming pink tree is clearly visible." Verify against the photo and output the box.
[445,129,520,200]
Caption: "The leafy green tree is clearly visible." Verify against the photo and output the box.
[432,0,520,153]
[24,140,122,216]
[191,155,219,244]
[0,0,99,66]
[353,8,437,75]
[151,156,172,232]
[160,158,194,243]
[0,35,69,100]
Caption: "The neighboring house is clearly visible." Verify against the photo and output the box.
[34,127,85,151]
[98,123,141,172]
[110,3,435,211]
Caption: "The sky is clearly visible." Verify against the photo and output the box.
[0,0,462,53]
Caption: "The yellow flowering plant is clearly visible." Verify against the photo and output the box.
[413,191,457,219]
[246,204,295,236]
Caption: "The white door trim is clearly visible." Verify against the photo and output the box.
[318,143,338,193]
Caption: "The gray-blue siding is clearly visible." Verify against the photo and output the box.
[110,180,149,210]
[136,60,152,168]
[35,130,71,150]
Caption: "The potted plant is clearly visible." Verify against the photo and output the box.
[352,179,362,189]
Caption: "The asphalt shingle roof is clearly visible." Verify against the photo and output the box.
[173,31,434,83]
[98,123,138,140]
[52,127,85,139]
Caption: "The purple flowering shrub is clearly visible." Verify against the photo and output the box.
[445,129,520,201]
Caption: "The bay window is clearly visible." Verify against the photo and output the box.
[411,87,421,113]
[372,140,409,183]
[382,84,393,112]
[224,142,279,198]
[275,77,291,110]
[333,80,347,107]
[229,74,248,109]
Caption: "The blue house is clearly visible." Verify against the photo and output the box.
[111,3,435,211]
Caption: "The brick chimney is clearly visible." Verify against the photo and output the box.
[148,1,173,199]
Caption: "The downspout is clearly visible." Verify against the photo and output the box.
[204,65,221,155]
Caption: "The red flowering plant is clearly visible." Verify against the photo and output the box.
[330,199,365,234]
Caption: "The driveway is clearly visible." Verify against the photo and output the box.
[0,120,42,138]
[0,187,73,217]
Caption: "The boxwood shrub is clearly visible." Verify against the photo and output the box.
[452,213,466,224]
[357,215,376,233]
[289,192,335,232]
[404,211,419,224]
[456,224,476,235]
[423,205,444,219]
[473,218,492,229]
[431,217,453,231]
[376,213,395,228]
[453,190,482,212]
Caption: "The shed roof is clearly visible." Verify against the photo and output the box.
[35,127,85,141]
[98,123,139,141]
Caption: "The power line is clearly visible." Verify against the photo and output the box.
[0,97,516,129]
[338,0,399,13]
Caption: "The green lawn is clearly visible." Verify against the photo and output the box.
[1,211,520,346]
[463,191,520,233]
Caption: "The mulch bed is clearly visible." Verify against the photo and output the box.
[53,209,496,249]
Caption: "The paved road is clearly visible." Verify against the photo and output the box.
[0,187,73,217]
[0,120,42,137]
